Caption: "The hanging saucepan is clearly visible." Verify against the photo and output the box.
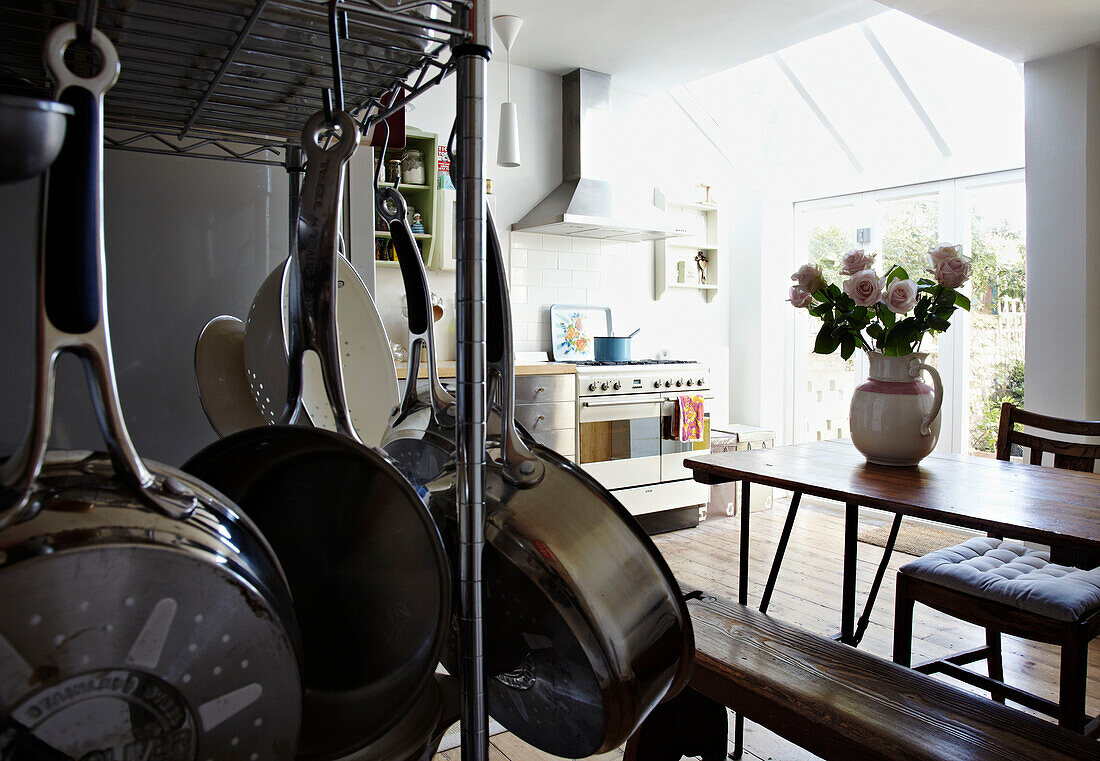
[427,206,695,758]
[183,108,451,760]
[0,24,302,757]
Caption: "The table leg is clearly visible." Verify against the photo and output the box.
[731,482,751,758]
[853,513,903,644]
[759,492,802,615]
[738,482,750,606]
[840,502,858,645]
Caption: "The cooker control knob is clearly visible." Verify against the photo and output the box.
[601,381,610,391]
[588,382,597,392]
[675,379,683,387]
[698,378,705,386]
[664,380,672,388]
[653,380,661,388]
[686,379,693,386]
[613,381,621,390]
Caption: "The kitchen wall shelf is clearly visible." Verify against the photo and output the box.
[655,199,720,302]
[372,126,438,268]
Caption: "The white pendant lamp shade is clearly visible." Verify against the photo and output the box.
[494,15,524,168]
[497,101,520,167]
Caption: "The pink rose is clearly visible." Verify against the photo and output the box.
[840,249,876,276]
[933,255,971,289]
[788,285,813,309]
[928,243,962,266]
[791,263,825,294]
[883,278,918,314]
[842,269,884,307]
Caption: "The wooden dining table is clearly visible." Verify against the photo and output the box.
[684,438,1100,647]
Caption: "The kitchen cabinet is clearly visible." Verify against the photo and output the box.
[512,374,576,460]
[431,186,498,271]
[654,200,719,302]
[372,127,438,271]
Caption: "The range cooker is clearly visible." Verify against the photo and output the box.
[574,361,712,533]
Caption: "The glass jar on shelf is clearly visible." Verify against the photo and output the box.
[401,149,425,185]
[385,158,402,185]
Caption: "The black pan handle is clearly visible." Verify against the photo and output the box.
[379,184,453,422]
[486,206,543,486]
[1,23,198,528]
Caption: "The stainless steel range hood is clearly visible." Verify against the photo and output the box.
[512,69,680,241]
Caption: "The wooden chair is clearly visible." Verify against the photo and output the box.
[893,402,1100,733]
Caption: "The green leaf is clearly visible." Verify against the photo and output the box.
[866,323,884,341]
[840,332,856,360]
[852,305,869,324]
[814,322,840,355]
[886,265,909,284]
[927,315,950,332]
[881,308,896,328]
[954,292,971,310]
[827,283,842,300]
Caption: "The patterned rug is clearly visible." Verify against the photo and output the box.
[858,522,969,557]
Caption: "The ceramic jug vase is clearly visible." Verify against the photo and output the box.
[849,351,943,466]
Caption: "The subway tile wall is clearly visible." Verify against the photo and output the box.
[507,231,635,354]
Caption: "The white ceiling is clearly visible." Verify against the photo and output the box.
[489,0,885,94]
[875,0,1100,63]
[489,0,1100,94]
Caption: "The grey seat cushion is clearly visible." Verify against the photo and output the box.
[900,537,1100,622]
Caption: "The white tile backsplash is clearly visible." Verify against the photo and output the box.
[528,250,559,269]
[509,233,643,352]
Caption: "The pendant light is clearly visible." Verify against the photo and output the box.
[494,15,523,168]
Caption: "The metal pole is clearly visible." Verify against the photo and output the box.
[454,1,491,759]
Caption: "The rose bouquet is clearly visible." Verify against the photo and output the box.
[789,244,971,359]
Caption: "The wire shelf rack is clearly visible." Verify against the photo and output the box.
[0,0,471,165]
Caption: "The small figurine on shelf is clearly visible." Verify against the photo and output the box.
[695,251,709,284]
[410,212,425,234]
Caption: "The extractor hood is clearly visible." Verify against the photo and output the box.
[512,68,680,241]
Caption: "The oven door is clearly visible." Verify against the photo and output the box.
[660,395,713,482]
[577,394,663,489]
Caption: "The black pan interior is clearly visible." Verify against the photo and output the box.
[183,426,450,760]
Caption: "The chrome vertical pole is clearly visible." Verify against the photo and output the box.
[454,2,491,761]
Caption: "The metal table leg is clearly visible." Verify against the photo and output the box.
[839,502,859,645]
[854,513,903,644]
[759,492,802,615]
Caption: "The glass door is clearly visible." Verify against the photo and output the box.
[957,170,1026,455]
[792,199,863,444]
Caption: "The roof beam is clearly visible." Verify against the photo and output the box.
[668,85,737,169]
[859,21,952,158]
[772,53,863,173]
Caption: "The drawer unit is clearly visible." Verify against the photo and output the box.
[515,373,576,460]
[513,401,575,433]
[514,374,574,403]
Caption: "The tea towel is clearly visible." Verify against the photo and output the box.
[678,394,705,443]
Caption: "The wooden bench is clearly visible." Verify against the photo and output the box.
[626,590,1100,761]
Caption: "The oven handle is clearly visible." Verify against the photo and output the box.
[663,394,715,402]
[581,395,665,408]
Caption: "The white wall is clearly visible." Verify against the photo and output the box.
[1023,45,1100,420]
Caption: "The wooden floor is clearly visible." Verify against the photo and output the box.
[435,496,1100,761]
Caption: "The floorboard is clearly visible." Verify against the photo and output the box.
[434,494,1100,761]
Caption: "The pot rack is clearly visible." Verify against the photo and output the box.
[0,1,494,759]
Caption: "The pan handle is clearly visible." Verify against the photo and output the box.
[286,109,362,442]
[486,206,544,486]
[383,191,454,422]
[1,23,197,528]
